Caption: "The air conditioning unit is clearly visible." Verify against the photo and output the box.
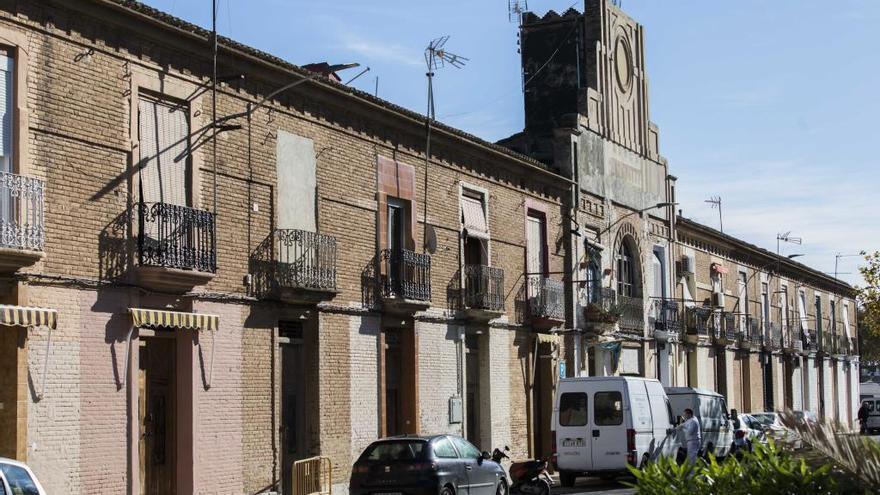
[680,255,695,275]
[711,292,725,308]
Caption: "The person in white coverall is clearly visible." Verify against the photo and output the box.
[678,408,702,464]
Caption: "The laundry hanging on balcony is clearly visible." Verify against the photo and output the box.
[129,307,218,331]
[0,304,57,329]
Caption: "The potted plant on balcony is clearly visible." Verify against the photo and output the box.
[584,302,622,323]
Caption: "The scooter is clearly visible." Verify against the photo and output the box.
[492,446,553,495]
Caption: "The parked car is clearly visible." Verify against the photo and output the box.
[860,399,880,434]
[554,376,679,487]
[735,413,768,449]
[349,435,508,495]
[0,458,47,495]
[792,410,819,427]
[751,411,802,448]
[665,387,733,458]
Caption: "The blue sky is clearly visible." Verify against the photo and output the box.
[144,0,878,286]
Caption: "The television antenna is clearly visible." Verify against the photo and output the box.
[704,196,723,232]
[509,0,529,24]
[422,36,467,252]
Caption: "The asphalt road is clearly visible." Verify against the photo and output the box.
[549,474,637,495]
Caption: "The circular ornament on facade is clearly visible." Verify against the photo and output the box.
[614,35,633,94]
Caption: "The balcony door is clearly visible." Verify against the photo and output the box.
[0,52,13,227]
[526,213,547,299]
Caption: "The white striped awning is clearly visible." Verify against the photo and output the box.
[0,305,57,329]
[129,308,219,331]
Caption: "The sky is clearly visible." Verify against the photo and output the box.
[142,0,878,287]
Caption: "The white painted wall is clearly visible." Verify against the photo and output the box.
[791,363,803,411]
[349,315,380,463]
[418,320,463,437]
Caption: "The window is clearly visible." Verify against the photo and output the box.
[585,246,602,304]
[432,437,458,459]
[526,212,547,276]
[780,286,788,331]
[138,94,191,206]
[830,300,837,334]
[363,441,427,461]
[738,271,748,329]
[761,282,770,330]
[843,303,852,338]
[0,50,13,175]
[451,436,482,459]
[461,189,489,267]
[652,249,666,300]
[798,290,808,331]
[0,464,39,495]
[387,198,407,253]
[594,391,623,426]
[617,241,636,297]
[815,296,822,333]
[559,392,588,426]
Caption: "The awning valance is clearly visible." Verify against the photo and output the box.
[0,305,57,329]
[711,263,728,274]
[130,308,219,331]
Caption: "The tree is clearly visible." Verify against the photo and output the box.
[857,250,880,362]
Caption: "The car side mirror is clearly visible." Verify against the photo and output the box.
[481,451,491,462]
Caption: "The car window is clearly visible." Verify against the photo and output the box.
[665,399,674,425]
[865,402,874,412]
[362,441,427,462]
[559,392,588,426]
[432,437,458,459]
[875,401,880,411]
[0,464,38,495]
[451,436,481,459]
[594,391,623,426]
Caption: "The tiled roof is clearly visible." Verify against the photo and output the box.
[97,0,557,174]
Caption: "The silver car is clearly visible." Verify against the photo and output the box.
[0,458,47,495]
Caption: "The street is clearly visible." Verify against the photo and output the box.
[550,475,636,495]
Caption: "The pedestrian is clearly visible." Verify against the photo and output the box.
[678,408,702,464]
[858,402,869,435]
[730,408,740,430]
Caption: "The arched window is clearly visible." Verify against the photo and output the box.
[617,240,637,297]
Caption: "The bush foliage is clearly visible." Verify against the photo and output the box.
[626,443,838,495]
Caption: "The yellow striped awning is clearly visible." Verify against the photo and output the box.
[0,305,57,329]
[129,308,219,331]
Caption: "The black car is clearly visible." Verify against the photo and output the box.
[350,435,508,495]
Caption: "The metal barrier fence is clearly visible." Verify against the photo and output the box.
[293,456,332,495]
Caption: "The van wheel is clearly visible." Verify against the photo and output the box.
[559,471,576,487]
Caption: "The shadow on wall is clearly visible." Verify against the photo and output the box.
[98,208,132,283]
[361,254,381,310]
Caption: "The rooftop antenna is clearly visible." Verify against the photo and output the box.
[509,0,529,24]
[422,36,467,252]
[704,196,723,233]
[834,253,862,280]
[776,231,803,262]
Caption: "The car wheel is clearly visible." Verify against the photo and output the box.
[441,485,454,495]
[559,471,576,487]
[495,479,508,495]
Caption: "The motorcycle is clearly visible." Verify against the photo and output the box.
[492,446,553,495]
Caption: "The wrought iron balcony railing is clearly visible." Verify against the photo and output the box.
[652,298,681,334]
[463,264,504,312]
[0,171,44,251]
[528,276,564,321]
[748,316,762,347]
[837,334,850,356]
[686,307,712,336]
[715,312,737,343]
[251,228,337,296]
[585,288,619,323]
[137,202,216,272]
[617,295,644,334]
[380,248,431,301]
[769,323,782,350]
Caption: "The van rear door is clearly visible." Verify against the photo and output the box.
[556,387,591,472]
[591,383,628,470]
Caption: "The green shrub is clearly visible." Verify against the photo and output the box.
[626,443,838,495]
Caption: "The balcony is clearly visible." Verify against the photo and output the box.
[766,323,781,351]
[748,317,762,348]
[528,276,564,330]
[713,312,737,345]
[136,202,216,292]
[460,264,504,320]
[379,248,431,313]
[250,228,337,304]
[0,172,45,272]
[784,324,803,353]
[685,307,711,343]
[617,295,644,336]
[652,298,681,342]
[837,334,850,357]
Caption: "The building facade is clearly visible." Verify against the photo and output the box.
[0,1,860,494]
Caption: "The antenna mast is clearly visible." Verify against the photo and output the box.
[704,196,723,233]
[509,0,529,24]
[421,37,466,252]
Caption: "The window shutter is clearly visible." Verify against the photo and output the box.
[138,96,189,205]
[0,54,13,172]
[798,292,808,331]
[843,304,851,338]
[526,215,545,275]
[460,193,489,240]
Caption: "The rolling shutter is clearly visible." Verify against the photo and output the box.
[461,193,489,240]
[138,96,189,205]
[0,53,12,172]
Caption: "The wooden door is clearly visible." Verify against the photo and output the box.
[139,336,176,495]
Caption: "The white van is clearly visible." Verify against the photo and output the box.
[664,387,733,458]
[861,398,880,433]
[553,376,679,487]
